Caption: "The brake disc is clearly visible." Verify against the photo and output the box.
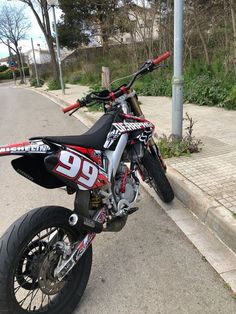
[38,250,65,295]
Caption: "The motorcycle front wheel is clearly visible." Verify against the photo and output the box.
[141,150,174,203]
[0,206,92,314]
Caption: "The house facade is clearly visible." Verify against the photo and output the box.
[0,57,9,66]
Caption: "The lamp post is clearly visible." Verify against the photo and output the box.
[19,46,26,84]
[172,0,184,138]
[37,43,42,64]
[31,38,40,87]
[47,0,65,94]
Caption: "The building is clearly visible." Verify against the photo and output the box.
[25,46,72,65]
[0,57,9,67]
[26,48,51,65]
[93,4,159,46]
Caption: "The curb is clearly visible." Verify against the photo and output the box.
[29,87,236,254]
[167,167,236,253]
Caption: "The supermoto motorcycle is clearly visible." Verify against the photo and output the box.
[0,51,174,314]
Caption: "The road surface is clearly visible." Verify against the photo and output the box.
[0,82,235,314]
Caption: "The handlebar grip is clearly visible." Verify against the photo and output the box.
[63,102,81,113]
[152,51,171,65]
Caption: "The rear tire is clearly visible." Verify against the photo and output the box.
[141,151,174,203]
[0,206,92,314]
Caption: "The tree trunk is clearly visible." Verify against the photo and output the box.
[230,0,236,76]
[158,0,162,52]
[192,5,210,65]
[224,0,230,73]
[43,2,60,81]
[46,35,60,81]
[15,45,24,84]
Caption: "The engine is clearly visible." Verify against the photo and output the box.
[113,163,139,212]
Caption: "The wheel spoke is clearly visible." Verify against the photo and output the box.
[27,288,40,311]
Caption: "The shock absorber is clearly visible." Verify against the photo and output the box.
[90,192,102,209]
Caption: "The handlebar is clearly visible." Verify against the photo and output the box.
[152,51,171,65]
[63,51,171,113]
[63,101,81,113]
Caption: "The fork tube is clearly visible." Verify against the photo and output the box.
[129,94,144,117]
[129,94,156,149]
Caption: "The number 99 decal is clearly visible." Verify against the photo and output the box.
[54,151,99,190]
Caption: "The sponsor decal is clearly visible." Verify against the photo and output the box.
[104,129,120,149]
[113,121,154,133]
[0,142,50,155]
[104,121,154,149]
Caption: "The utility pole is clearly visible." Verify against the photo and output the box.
[31,38,40,87]
[172,0,184,138]
[47,0,65,94]
[19,47,26,84]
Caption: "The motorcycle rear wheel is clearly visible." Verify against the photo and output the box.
[0,206,92,314]
[141,150,174,203]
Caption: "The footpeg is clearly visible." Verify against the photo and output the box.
[125,207,139,215]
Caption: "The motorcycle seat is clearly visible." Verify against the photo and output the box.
[31,111,117,150]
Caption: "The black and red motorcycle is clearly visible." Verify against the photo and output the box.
[0,52,174,314]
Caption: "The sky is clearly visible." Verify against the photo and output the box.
[0,0,62,59]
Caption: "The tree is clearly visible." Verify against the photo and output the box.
[57,0,91,49]
[0,3,30,82]
[58,0,122,52]
[19,0,59,81]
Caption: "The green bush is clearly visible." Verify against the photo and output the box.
[48,79,63,90]
[184,74,228,106]
[0,67,30,80]
[0,69,14,80]
[134,73,172,97]
[222,85,236,110]
[29,77,44,87]
[0,65,8,73]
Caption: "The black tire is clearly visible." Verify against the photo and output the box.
[141,150,174,203]
[0,206,92,314]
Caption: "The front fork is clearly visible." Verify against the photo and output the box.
[129,94,167,171]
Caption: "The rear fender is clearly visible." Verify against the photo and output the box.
[11,155,64,189]
[0,140,52,157]
[0,139,64,189]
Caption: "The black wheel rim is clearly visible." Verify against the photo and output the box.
[13,226,75,312]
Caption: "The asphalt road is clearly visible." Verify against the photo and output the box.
[0,83,235,314]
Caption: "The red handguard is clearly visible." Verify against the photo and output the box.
[63,102,80,113]
[152,51,171,65]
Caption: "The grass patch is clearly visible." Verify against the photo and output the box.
[156,113,202,159]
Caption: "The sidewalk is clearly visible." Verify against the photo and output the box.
[32,84,236,254]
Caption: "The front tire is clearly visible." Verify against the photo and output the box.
[141,151,174,203]
[0,206,92,314]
